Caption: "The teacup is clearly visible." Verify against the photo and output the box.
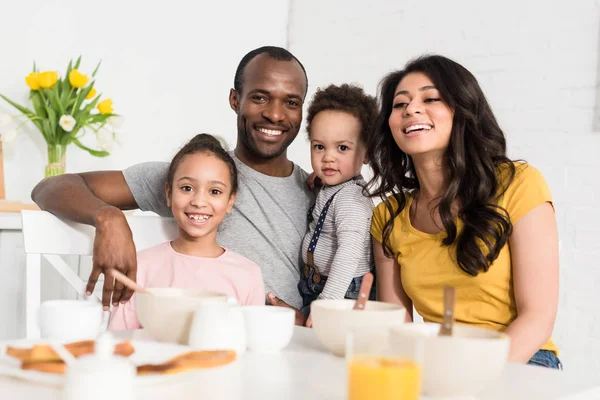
[189,298,246,355]
[39,299,104,340]
[243,306,294,353]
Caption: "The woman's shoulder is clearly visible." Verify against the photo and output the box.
[496,161,552,223]
[498,161,547,194]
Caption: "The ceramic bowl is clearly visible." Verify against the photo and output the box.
[389,323,510,397]
[136,288,228,344]
[310,299,406,356]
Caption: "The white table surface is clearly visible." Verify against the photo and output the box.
[0,327,599,400]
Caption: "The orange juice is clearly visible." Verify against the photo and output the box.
[348,356,421,400]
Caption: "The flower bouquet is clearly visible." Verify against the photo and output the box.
[0,57,122,177]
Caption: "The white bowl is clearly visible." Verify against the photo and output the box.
[136,288,228,344]
[389,323,510,397]
[243,306,294,352]
[310,299,406,356]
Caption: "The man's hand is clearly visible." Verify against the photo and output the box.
[306,172,323,191]
[267,292,306,326]
[87,207,137,310]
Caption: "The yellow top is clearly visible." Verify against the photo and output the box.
[371,163,558,354]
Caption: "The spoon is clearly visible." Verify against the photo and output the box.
[49,341,77,366]
[438,286,456,336]
[110,269,151,295]
[353,272,374,310]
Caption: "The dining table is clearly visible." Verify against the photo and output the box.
[0,326,598,400]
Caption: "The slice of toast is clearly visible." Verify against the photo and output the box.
[6,340,135,363]
[136,350,237,375]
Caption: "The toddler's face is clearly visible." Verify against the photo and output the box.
[310,110,367,186]
[166,152,235,241]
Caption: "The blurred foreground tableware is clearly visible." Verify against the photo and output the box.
[352,272,373,310]
[346,327,420,400]
[311,299,405,356]
[438,286,456,336]
[63,332,135,400]
[189,299,246,355]
[390,323,510,397]
[136,288,229,345]
[243,306,294,352]
[48,342,75,367]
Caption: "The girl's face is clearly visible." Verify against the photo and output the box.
[388,72,454,159]
[166,152,236,242]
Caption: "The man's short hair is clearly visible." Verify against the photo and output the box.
[233,46,308,96]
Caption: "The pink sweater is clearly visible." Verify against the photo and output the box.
[109,241,265,331]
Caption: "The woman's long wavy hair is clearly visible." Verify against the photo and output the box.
[367,55,516,276]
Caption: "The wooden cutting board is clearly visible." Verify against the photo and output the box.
[0,200,39,213]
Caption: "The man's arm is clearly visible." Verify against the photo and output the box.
[31,171,139,309]
[32,171,138,226]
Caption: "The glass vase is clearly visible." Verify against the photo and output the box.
[45,144,67,178]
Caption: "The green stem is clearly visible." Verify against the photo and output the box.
[45,143,67,177]
[71,91,80,115]
[38,89,48,105]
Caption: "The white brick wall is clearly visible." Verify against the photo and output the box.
[289,0,600,380]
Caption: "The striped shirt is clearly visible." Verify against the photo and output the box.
[301,175,375,299]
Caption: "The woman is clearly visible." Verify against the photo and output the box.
[368,55,561,368]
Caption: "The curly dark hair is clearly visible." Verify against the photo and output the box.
[306,84,378,145]
[367,55,517,276]
[234,46,308,96]
[167,133,238,195]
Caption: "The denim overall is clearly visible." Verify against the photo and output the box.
[298,190,376,317]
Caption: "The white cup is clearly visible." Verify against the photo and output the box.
[39,300,104,341]
[243,306,294,353]
[189,297,246,355]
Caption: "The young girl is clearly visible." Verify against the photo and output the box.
[297,84,379,325]
[109,134,265,330]
[368,55,561,368]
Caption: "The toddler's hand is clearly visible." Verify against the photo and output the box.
[305,314,313,328]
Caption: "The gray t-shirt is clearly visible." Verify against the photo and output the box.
[123,153,313,308]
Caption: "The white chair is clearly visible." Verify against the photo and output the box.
[21,210,177,339]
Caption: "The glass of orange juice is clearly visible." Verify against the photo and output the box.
[346,327,421,400]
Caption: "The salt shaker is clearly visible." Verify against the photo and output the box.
[63,332,136,400]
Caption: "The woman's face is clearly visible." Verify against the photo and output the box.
[388,72,454,159]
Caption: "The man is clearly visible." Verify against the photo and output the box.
[32,46,312,322]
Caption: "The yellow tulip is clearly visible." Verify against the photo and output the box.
[97,98,114,114]
[69,69,89,88]
[25,72,40,90]
[38,71,59,89]
[86,87,97,100]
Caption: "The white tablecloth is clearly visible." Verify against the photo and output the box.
[1,327,598,400]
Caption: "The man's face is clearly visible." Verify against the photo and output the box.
[230,54,307,160]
